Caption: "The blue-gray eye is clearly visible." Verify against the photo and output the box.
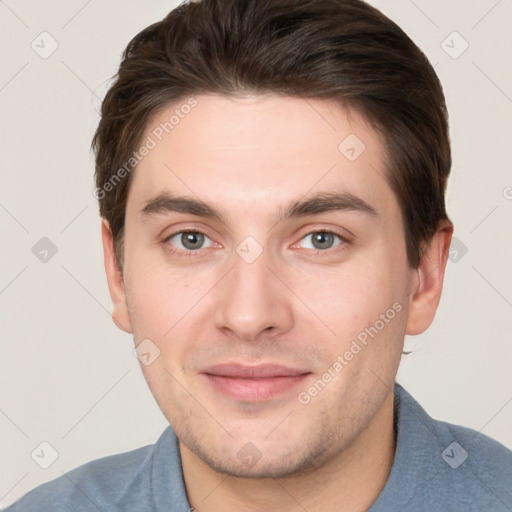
[167,231,213,250]
[300,231,342,250]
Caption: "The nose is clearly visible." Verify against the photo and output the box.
[213,248,294,342]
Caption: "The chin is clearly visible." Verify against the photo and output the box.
[182,433,334,479]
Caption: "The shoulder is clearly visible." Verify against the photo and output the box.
[436,418,512,495]
[387,384,512,511]
[3,437,159,512]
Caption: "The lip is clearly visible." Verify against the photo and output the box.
[201,363,311,402]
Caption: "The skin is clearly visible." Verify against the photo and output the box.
[102,94,452,512]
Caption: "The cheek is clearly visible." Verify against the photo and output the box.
[124,256,197,342]
[286,253,409,353]
[124,263,201,410]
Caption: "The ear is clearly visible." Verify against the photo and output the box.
[406,219,453,335]
[101,219,133,334]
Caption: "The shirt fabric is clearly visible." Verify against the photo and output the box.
[5,383,512,511]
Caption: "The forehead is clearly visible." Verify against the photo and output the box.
[126,93,396,221]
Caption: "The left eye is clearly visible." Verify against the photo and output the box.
[166,231,214,251]
[298,231,343,250]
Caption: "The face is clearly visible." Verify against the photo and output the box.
[108,93,419,478]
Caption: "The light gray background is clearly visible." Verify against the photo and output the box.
[1,0,511,507]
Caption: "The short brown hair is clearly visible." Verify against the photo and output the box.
[92,0,451,269]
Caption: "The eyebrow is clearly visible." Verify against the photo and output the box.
[139,191,378,224]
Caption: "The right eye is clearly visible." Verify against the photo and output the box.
[163,230,214,253]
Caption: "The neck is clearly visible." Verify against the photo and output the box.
[181,390,396,512]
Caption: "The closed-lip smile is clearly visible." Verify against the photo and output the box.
[201,363,311,402]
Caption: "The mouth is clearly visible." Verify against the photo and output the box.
[201,363,312,402]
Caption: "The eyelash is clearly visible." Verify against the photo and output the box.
[162,229,350,258]
[162,230,215,259]
[297,229,351,253]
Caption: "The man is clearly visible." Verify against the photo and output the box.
[6,0,511,510]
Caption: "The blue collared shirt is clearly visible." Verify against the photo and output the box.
[4,383,512,511]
